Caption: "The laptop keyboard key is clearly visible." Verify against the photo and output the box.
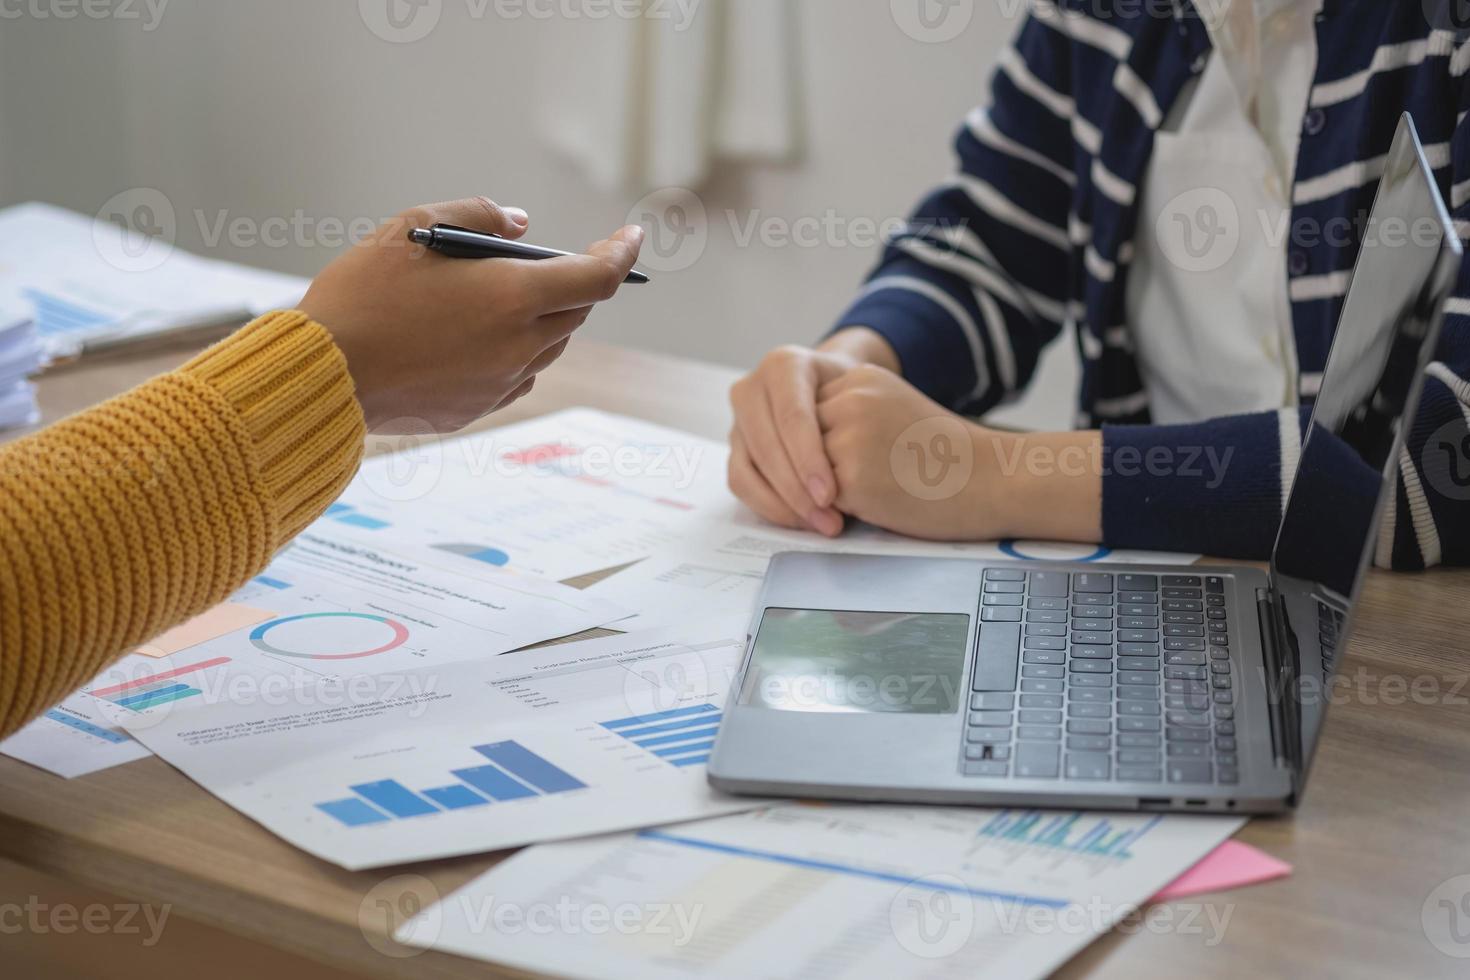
[1018,726,1062,740]
[1118,750,1162,765]
[974,622,1020,691]
[1117,767,1163,781]
[1019,693,1061,709]
[1073,573,1113,593]
[1118,732,1162,747]
[1020,678,1064,693]
[1065,753,1111,779]
[1018,710,1062,725]
[1118,716,1161,732]
[1118,574,1158,591]
[1070,660,1112,674]
[972,693,1014,710]
[1168,761,1213,783]
[1028,571,1070,597]
[981,606,1023,622]
[1066,735,1110,752]
[1014,742,1060,778]
[964,761,1010,776]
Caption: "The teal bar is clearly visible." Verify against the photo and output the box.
[117,686,201,711]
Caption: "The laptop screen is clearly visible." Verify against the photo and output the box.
[1269,114,1462,785]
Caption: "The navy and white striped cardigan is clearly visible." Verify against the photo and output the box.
[836,0,1470,568]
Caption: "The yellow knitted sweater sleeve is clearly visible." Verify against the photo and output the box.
[0,311,366,738]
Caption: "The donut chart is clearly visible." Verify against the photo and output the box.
[999,540,1113,563]
[249,612,410,661]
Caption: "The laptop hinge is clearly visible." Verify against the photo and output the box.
[1255,587,1293,772]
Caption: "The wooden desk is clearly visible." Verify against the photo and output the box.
[3,340,1470,979]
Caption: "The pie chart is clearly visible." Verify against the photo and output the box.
[249,612,410,660]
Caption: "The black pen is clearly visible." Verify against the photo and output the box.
[408,223,651,284]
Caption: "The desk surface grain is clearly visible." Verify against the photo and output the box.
[3,339,1469,979]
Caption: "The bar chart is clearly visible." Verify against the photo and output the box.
[599,704,721,768]
[976,809,1162,862]
[323,501,391,530]
[43,709,131,744]
[87,656,232,712]
[314,740,589,828]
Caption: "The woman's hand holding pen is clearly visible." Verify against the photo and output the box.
[300,196,644,433]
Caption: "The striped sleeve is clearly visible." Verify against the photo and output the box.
[1383,60,1470,570]
[1104,76,1470,566]
[829,10,1076,414]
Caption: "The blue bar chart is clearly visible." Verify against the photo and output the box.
[88,656,231,712]
[324,502,391,530]
[599,704,721,768]
[978,809,1162,861]
[43,709,130,744]
[314,739,588,828]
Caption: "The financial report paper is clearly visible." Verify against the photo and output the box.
[401,803,1243,979]
[122,622,763,869]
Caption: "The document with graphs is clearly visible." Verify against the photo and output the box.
[400,803,1243,980]
[123,621,762,870]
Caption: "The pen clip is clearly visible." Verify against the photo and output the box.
[430,223,506,241]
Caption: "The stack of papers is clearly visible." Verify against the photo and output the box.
[0,407,1285,978]
[0,294,42,431]
[0,202,309,358]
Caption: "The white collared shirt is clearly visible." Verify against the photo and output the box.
[1126,0,1324,424]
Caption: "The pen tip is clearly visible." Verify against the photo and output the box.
[408,228,432,246]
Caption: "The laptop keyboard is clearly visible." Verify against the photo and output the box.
[961,570,1238,786]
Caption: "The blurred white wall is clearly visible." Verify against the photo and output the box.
[0,0,1078,429]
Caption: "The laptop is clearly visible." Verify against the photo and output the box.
[709,114,1462,814]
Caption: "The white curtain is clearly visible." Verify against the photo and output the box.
[537,0,798,193]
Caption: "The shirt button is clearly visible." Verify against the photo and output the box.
[1303,108,1327,137]
[1289,251,1310,277]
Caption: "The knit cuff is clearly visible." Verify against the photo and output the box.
[180,311,366,543]
[1100,409,1308,560]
